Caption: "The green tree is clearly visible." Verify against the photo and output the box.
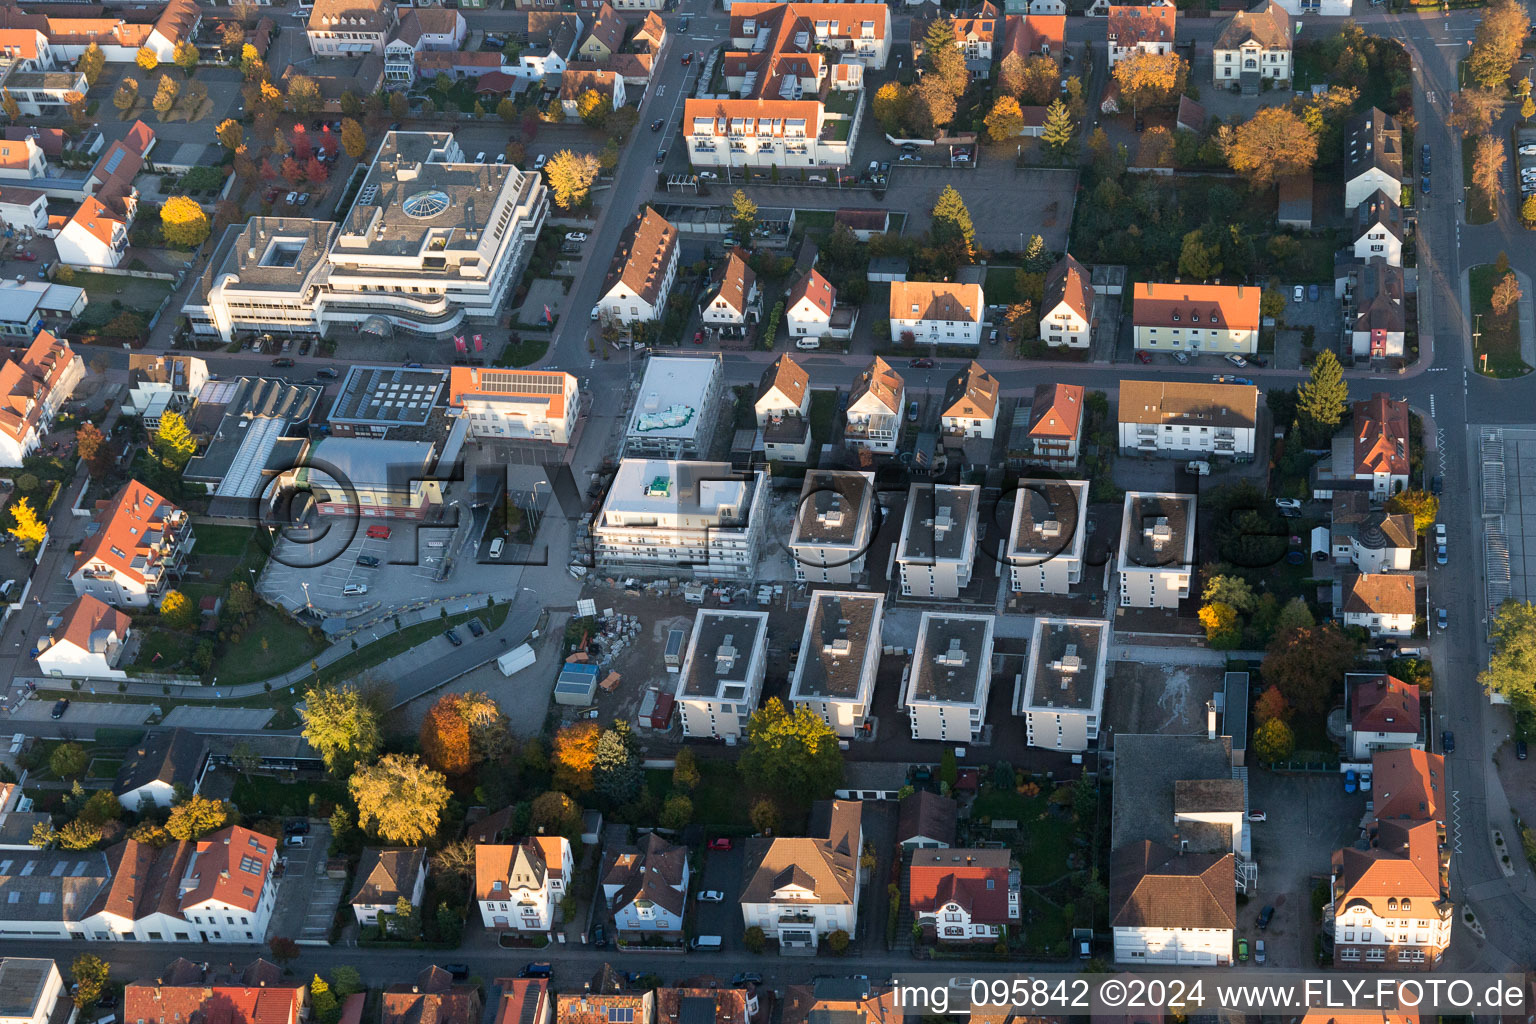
[1296,349,1348,435]
[672,747,700,792]
[78,790,121,826]
[1273,597,1315,636]
[151,409,197,466]
[659,793,692,829]
[1263,624,1358,720]
[227,580,257,618]
[529,790,582,837]
[159,588,195,629]
[731,189,758,238]
[71,955,109,1009]
[1177,228,1221,281]
[331,967,364,998]
[49,742,88,780]
[743,925,766,952]
[1022,234,1049,270]
[1199,602,1242,649]
[930,184,974,253]
[1481,600,1536,711]
[750,797,779,834]
[301,685,381,773]
[1039,99,1075,156]
[592,726,642,803]
[1203,574,1256,613]
[286,75,321,115]
[740,698,843,803]
[77,43,105,88]
[1386,489,1439,535]
[166,794,230,840]
[310,975,338,1023]
[827,929,850,954]
[349,753,451,845]
[1252,718,1295,763]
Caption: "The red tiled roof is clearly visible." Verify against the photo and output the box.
[179,826,278,913]
[1343,573,1415,618]
[152,0,201,46]
[493,980,547,1024]
[609,206,677,305]
[1372,748,1444,825]
[1353,392,1409,477]
[125,982,304,1024]
[909,848,1011,924]
[1133,281,1259,331]
[788,268,835,318]
[74,480,183,587]
[54,593,130,656]
[1002,12,1063,59]
[67,196,125,248]
[560,67,620,100]
[889,281,983,324]
[1350,673,1420,735]
[0,328,78,446]
[1107,3,1175,47]
[1028,382,1084,439]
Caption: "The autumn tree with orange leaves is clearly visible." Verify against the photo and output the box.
[552,720,601,792]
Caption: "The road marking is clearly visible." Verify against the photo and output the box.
[1430,394,1437,417]
[1451,789,1463,853]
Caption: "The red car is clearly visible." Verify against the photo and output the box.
[15,252,36,262]
[707,838,732,851]
[693,331,704,345]
[1135,351,1151,364]
[681,52,692,65]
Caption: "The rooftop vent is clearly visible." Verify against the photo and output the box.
[935,637,968,669]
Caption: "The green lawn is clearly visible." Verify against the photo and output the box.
[1462,136,1498,226]
[70,273,174,328]
[973,786,1074,885]
[496,337,550,368]
[808,389,837,443]
[87,758,122,779]
[313,601,511,689]
[1469,263,1531,377]
[823,90,859,116]
[796,210,835,233]
[210,606,329,686]
[194,524,257,557]
[231,775,350,817]
[985,267,1020,305]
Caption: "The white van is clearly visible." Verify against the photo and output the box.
[489,537,505,559]
[342,583,368,596]
[795,337,821,350]
[690,935,722,951]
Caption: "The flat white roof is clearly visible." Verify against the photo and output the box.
[627,355,719,442]
[906,612,995,708]
[1020,617,1110,715]
[601,458,756,522]
[677,609,769,701]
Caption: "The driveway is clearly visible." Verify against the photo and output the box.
[694,844,746,949]
[6,698,153,737]
[267,823,345,945]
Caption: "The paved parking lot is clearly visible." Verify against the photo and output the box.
[266,823,345,945]
[693,844,746,948]
[261,520,471,616]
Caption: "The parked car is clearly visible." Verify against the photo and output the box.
[1519,740,1528,760]
[342,583,368,596]
[1360,771,1372,792]
[907,400,919,422]
[285,820,310,835]
[707,838,732,851]
[655,149,667,163]
[1436,542,1447,565]
[489,537,505,559]
[1255,939,1266,964]
[1421,142,1431,168]
[444,629,463,647]
[50,698,68,719]
[1430,474,1443,494]
[356,554,380,568]
[908,357,933,368]
[285,835,306,847]
[1237,938,1249,962]
[271,357,295,368]
[1308,283,1319,301]
[1172,351,1189,364]
[317,366,339,379]
[533,153,548,170]
[1420,175,1431,195]
[1246,810,1267,822]
[592,925,608,948]
[1437,607,1448,630]
[697,890,726,903]
[1224,353,1248,367]
[1257,905,1275,929]
[296,193,310,206]
[1344,769,1358,793]
[520,963,552,979]
[1443,730,1455,753]
[1275,498,1302,511]
[442,965,470,982]
[1135,350,1151,364]
[367,525,391,540]
[732,973,764,987]
[1292,285,1304,303]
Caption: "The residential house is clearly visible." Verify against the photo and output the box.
[1001,12,1066,66]
[1212,0,1290,88]
[904,612,995,742]
[0,328,82,466]
[896,790,957,849]
[1277,172,1314,228]
[700,248,759,332]
[1344,108,1404,211]
[1177,94,1208,133]
[0,184,47,234]
[112,728,202,811]
[560,68,626,119]
[1352,393,1411,498]
[897,483,981,599]
[1106,1,1175,67]
[1343,573,1416,637]
[493,980,552,1024]
[0,135,47,184]
[1117,380,1259,459]
[127,354,209,429]
[1041,254,1094,348]
[674,609,769,740]
[740,799,862,952]
[632,11,667,51]
[917,1,1001,75]
[412,49,504,81]
[70,482,194,608]
[1131,282,1261,356]
[753,353,810,461]
[593,460,766,579]
[1111,841,1236,964]
[1270,0,1349,15]
[35,593,133,682]
[655,988,756,1024]
[844,357,903,455]
[350,847,428,927]
[786,269,844,343]
[556,991,654,1024]
[833,208,889,241]
[3,69,88,118]
[939,361,999,439]
[1117,491,1195,609]
[1350,259,1406,360]
[384,968,483,1024]
[1018,617,1110,751]
[307,0,399,55]
[780,982,899,1024]
[519,13,584,77]
[578,3,626,61]
[599,206,680,325]
[1331,491,1415,573]
[789,591,882,737]
[788,469,876,584]
[56,197,131,270]
[601,833,690,939]
[0,959,67,1024]
[124,963,305,1024]
[1007,478,1088,595]
[448,368,580,445]
[909,848,1018,942]
[682,3,891,171]
[888,281,984,348]
[1353,190,1405,266]
[475,837,573,932]
[1022,382,1084,466]
[1347,673,1422,760]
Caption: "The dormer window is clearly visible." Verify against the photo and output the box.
[1171,314,1179,322]
[1191,313,1199,322]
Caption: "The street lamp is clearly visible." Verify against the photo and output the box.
[300,581,312,611]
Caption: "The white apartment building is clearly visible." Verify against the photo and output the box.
[0,328,82,467]
[1106,1,1175,66]
[888,281,984,348]
[904,612,995,742]
[1041,255,1094,348]
[1007,478,1088,595]
[897,484,980,600]
[475,838,572,933]
[70,482,194,609]
[623,355,723,459]
[593,460,767,580]
[185,132,548,343]
[448,367,579,445]
[845,357,903,455]
[598,206,679,325]
[789,470,876,584]
[306,0,399,55]
[790,591,883,737]
[675,609,770,739]
[0,185,48,235]
[1117,492,1195,609]
[1132,282,1261,356]
[1117,380,1258,459]
[1018,617,1110,751]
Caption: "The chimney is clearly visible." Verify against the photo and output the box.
[1206,701,1217,740]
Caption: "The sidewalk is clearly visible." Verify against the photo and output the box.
[1516,268,1535,370]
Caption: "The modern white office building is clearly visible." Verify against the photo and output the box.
[904,612,995,742]
[592,460,767,579]
[1018,617,1110,751]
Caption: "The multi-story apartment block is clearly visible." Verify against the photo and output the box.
[307,0,399,55]
[904,612,995,742]
[70,482,193,609]
[1007,478,1088,594]
[1041,254,1094,348]
[789,469,876,584]
[1117,380,1258,459]
[1106,0,1174,66]
[845,357,903,454]
[599,206,680,325]
[185,133,548,342]
[888,282,984,347]
[897,484,981,599]
[790,591,882,737]
[1018,617,1109,751]
[447,368,579,445]
[593,460,766,579]
[1021,383,1085,466]
[1132,282,1260,355]
[623,355,722,459]
[675,609,770,739]
[1117,492,1195,609]
[683,3,889,170]
[0,328,82,466]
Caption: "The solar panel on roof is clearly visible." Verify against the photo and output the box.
[103,148,125,174]
[518,994,540,1024]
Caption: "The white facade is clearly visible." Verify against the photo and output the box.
[1041,294,1091,348]
[449,368,578,445]
[0,189,48,234]
[675,609,769,740]
[904,612,995,743]
[1019,617,1110,752]
[1343,608,1415,638]
[845,360,903,455]
[897,484,980,600]
[1346,167,1401,212]
[352,864,427,926]
[1006,479,1087,595]
[1113,925,1234,965]
[888,282,984,348]
[1353,221,1403,266]
[55,201,128,270]
[1117,492,1195,609]
[593,460,767,580]
[477,838,572,933]
[1334,533,1413,575]
[789,591,883,738]
[35,625,129,681]
[789,470,876,584]
[1269,0,1349,13]
[0,959,64,1024]
[1117,381,1258,459]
